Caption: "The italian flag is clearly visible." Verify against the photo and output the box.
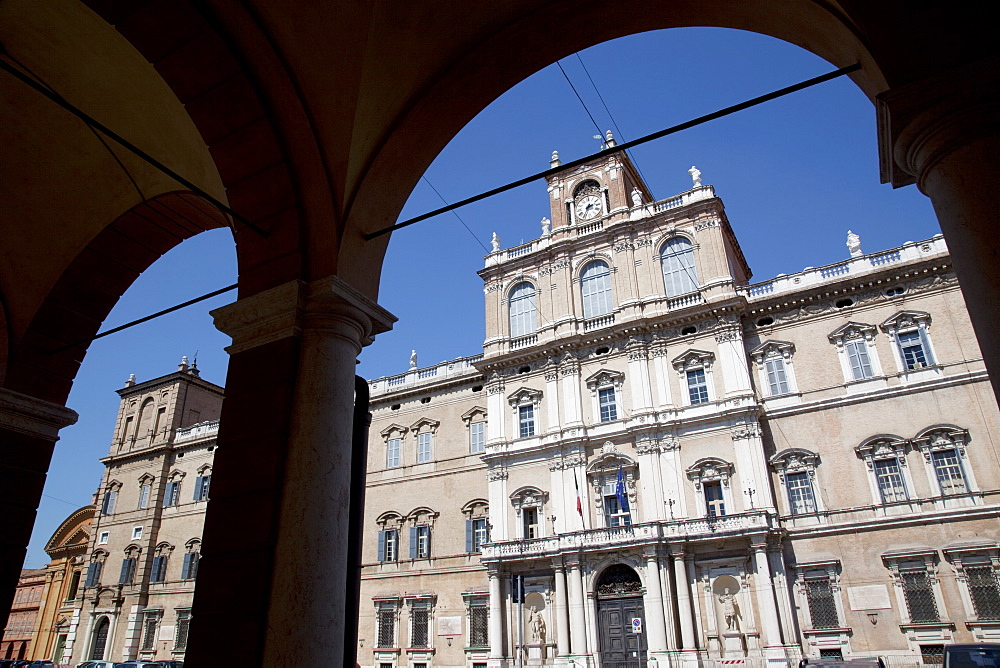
[574,470,583,517]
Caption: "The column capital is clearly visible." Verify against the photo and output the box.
[0,387,78,440]
[212,277,396,354]
[877,54,1000,190]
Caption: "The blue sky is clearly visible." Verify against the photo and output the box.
[23,28,942,567]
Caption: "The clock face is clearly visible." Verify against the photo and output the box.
[575,194,602,220]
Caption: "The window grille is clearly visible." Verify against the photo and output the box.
[519,405,535,438]
[140,612,161,651]
[786,472,817,514]
[387,438,401,468]
[920,645,944,665]
[377,602,396,648]
[660,238,698,297]
[410,602,429,647]
[874,458,908,503]
[902,570,940,622]
[805,577,839,628]
[509,283,537,337]
[581,261,613,319]
[470,422,486,454]
[687,369,709,405]
[765,357,790,395]
[820,649,844,660]
[469,601,489,647]
[599,387,617,422]
[845,339,874,380]
[966,565,1000,620]
[931,450,968,495]
[174,610,191,650]
[417,432,432,463]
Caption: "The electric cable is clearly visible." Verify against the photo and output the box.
[422,177,490,253]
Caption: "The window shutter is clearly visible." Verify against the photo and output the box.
[918,328,935,364]
[409,527,418,559]
[465,519,474,553]
[163,482,172,507]
[151,556,162,582]
[425,528,431,556]
[377,530,386,562]
[119,558,132,584]
[194,476,204,500]
[181,553,192,579]
[85,563,97,587]
[189,553,199,579]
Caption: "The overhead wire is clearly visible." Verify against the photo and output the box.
[422,177,490,253]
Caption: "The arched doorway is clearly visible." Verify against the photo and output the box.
[90,616,110,661]
[595,564,647,668]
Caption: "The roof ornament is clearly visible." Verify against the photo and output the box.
[541,217,551,235]
[491,232,500,253]
[178,356,190,372]
[410,349,418,369]
[847,230,863,257]
[125,374,136,387]
[688,165,702,188]
[550,151,561,168]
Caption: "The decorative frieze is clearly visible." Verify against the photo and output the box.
[487,467,509,481]
[730,423,761,441]
[538,259,571,276]
[613,238,652,253]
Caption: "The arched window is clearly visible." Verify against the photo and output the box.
[660,238,698,297]
[581,261,613,319]
[509,282,537,337]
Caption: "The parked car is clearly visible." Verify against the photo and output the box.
[113,663,161,668]
[26,662,54,668]
[944,643,1000,667]
[78,661,118,668]
[155,662,183,668]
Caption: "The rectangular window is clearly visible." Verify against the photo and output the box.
[181,552,200,580]
[132,526,143,540]
[101,489,117,515]
[845,339,874,380]
[163,481,180,507]
[704,481,726,517]
[786,472,817,514]
[119,557,136,585]
[150,555,168,583]
[377,602,396,648]
[137,483,151,509]
[410,601,429,648]
[898,330,930,369]
[931,449,968,495]
[765,358,790,395]
[387,438,401,469]
[469,600,489,647]
[174,610,191,651]
[522,507,539,538]
[410,525,431,559]
[902,570,940,622]
[140,611,161,651]
[603,494,630,527]
[687,369,709,405]
[470,421,486,454]
[966,564,1000,620]
[820,649,844,660]
[598,387,618,422]
[379,529,399,562]
[194,475,211,501]
[470,518,489,553]
[874,458,908,503]
[98,531,109,545]
[417,432,432,463]
[805,577,840,629]
[84,562,102,587]
[920,645,944,665]
[519,404,535,438]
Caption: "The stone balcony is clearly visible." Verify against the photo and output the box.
[740,235,948,302]
[174,419,220,444]
[480,510,775,562]
[368,353,484,398]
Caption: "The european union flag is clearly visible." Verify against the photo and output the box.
[616,465,630,515]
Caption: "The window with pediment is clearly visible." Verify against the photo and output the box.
[911,426,976,500]
[672,350,716,406]
[376,512,404,563]
[585,369,625,423]
[508,387,542,439]
[510,487,547,539]
[855,437,912,506]
[944,542,1000,622]
[380,424,408,469]
[750,340,797,397]
[410,417,439,465]
[770,448,821,515]
[882,550,945,624]
[880,311,936,372]
[793,560,843,630]
[829,322,883,382]
[686,457,734,517]
[462,407,488,454]
[588,448,637,527]
[405,507,438,560]
[462,499,490,553]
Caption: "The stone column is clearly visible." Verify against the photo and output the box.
[751,537,782,649]
[642,550,668,656]
[489,568,505,660]
[567,557,588,655]
[769,544,798,646]
[553,562,570,657]
[0,388,78,625]
[187,278,395,667]
[671,547,696,650]
[878,55,1000,406]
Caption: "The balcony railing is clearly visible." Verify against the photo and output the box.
[510,334,538,350]
[584,314,615,331]
[480,511,773,561]
[369,354,485,396]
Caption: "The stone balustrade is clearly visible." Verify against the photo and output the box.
[175,420,220,443]
[369,353,484,397]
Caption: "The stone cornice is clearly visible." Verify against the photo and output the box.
[0,387,79,440]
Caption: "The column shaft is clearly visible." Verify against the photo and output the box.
[554,565,570,657]
[643,554,668,653]
[567,561,588,654]
[489,571,505,659]
[672,551,696,649]
[752,544,782,647]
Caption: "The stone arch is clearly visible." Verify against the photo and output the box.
[593,563,645,598]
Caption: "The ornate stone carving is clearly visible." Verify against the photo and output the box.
[730,423,761,441]
[714,328,740,343]
[487,468,509,481]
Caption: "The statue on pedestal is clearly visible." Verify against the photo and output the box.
[528,605,546,643]
[719,588,739,631]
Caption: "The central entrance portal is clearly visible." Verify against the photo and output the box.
[596,564,648,668]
